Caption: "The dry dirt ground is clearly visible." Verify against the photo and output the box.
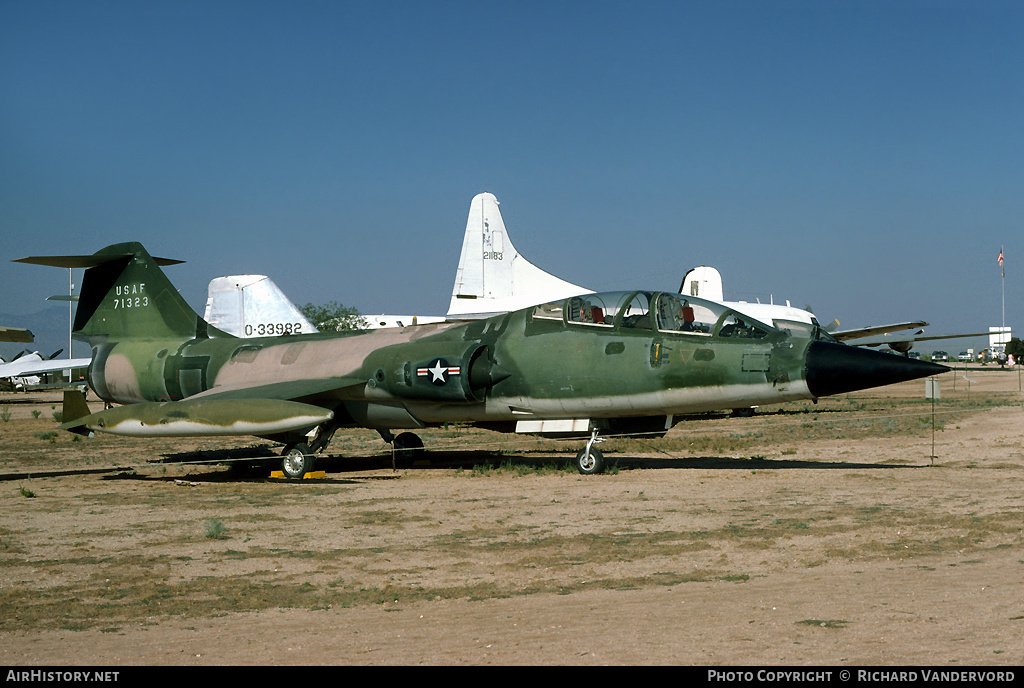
[0,366,1022,666]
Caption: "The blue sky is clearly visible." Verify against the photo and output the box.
[2,1,1020,357]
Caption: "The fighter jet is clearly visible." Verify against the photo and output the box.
[15,241,945,476]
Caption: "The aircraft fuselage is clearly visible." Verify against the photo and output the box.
[84,290,818,434]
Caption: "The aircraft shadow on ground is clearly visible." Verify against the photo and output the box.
[101,466,373,485]
[99,446,927,484]
[605,455,927,471]
[322,451,929,473]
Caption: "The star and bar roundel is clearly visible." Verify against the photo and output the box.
[416,358,461,386]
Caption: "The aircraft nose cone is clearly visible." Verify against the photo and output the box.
[805,341,948,398]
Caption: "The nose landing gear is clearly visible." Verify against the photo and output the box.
[575,428,607,474]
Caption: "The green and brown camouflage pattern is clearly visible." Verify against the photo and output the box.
[21,242,945,445]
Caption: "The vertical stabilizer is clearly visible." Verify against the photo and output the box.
[205,275,318,337]
[14,242,225,344]
[447,192,591,318]
[679,266,725,301]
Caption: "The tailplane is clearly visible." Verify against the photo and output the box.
[14,242,226,344]
[447,192,591,318]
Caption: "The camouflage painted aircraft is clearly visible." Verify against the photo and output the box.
[16,242,946,476]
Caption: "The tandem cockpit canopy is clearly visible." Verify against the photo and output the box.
[530,290,780,339]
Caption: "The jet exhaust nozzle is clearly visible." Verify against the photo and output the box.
[805,341,948,398]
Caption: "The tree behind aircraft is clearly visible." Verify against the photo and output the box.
[298,301,366,331]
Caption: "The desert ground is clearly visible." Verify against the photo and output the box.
[0,365,1021,666]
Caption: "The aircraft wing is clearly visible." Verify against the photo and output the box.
[830,321,930,341]
[849,331,993,348]
[185,376,368,402]
[0,326,34,343]
[0,357,92,378]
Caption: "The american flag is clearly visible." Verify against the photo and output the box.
[998,250,1004,267]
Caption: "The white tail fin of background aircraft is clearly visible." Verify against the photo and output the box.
[447,192,592,319]
[204,275,318,337]
[205,192,591,334]
[679,265,725,302]
[680,265,819,330]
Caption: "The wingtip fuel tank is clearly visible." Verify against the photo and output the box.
[61,398,333,438]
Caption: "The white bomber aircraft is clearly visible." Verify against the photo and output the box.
[205,192,591,335]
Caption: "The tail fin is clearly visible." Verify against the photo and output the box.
[447,192,591,318]
[679,265,725,301]
[14,242,224,343]
[204,275,318,337]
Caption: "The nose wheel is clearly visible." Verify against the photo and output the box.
[575,428,606,474]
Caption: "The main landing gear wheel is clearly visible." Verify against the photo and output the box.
[392,432,425,466]
[281,442,314,479]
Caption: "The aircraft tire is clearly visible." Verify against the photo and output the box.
[393,432,425,466]
[281,443,314,479]
[575,446,605,475]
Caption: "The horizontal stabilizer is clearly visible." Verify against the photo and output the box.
[13,254,184,269]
